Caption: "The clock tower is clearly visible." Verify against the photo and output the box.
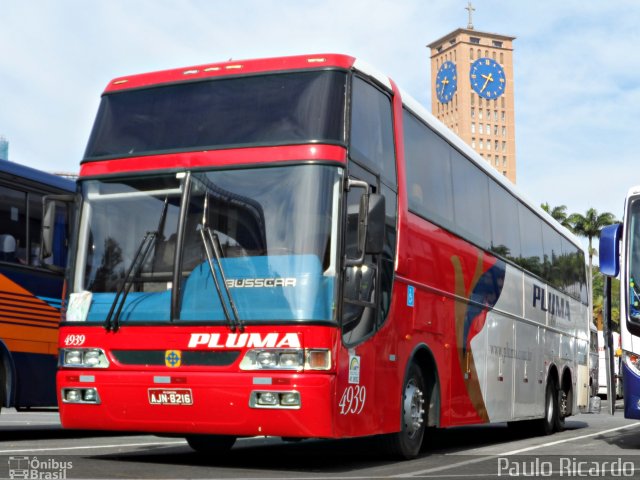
[427,7,517,183]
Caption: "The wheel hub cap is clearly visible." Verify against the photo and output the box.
[403,380,425,438]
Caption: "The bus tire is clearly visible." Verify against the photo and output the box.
[538,380,558,436]
[186,435,236,454]
[381,363,426,459]
[556,389,570,432]
[0,358,4,413]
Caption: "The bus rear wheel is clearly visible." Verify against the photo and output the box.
[381,363,426,459]
[538,381,558,436]
[186,435,236,454]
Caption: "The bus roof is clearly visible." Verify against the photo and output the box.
[627,186,640,198]
[104,54,359,93]
[0,160,75,192]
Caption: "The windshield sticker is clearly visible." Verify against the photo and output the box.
[66,291,92,322]
[348,354,361,384]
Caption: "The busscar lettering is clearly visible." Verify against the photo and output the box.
[225,278,297,288]
[532,284,571,321]
[188,332,301,349]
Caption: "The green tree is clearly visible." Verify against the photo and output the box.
[592,265,620,331]
[568,208,617,303]
[540,202,573,230]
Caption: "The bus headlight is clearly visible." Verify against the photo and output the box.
[60,348,109,368]
[624,351,640,376]
[240,349,303,370]
[240,349,331,371]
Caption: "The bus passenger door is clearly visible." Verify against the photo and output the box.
[336,178,387,435]
[337,74,398,435]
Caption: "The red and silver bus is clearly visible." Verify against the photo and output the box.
[53,54,590,458]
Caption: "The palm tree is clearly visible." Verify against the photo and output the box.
[540,203,573,230]
[568,208,617,298]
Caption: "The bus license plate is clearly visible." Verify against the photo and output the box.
[148,388,193,406]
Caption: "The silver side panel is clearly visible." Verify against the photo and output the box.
[473,264,589,422]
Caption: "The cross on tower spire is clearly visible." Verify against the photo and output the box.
[465,1,475,30]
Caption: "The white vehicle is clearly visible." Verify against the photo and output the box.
[600,185,640,418]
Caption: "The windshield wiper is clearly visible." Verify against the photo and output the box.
[198,226,243,332]
[105,196,170,331]
[104,231,157,332]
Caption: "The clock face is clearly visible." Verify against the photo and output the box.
[435,61,457,104]
[470,57,506,100]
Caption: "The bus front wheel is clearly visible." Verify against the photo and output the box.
[381,363,426,459]
[186,435,236,454]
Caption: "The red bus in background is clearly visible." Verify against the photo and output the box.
[52,54,590,459]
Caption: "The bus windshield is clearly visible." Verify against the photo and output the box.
[84,70,347,160]
[628,197,640,321]
[70,165,341,325]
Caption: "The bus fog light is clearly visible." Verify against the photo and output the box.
[62,387,100,404]
[279,392,300,406]
[257,392,278,405]
[82,388,98,403]
[65,389,81,403]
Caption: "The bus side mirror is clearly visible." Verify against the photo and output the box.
[42,194,75,270]
[600,223,622,277]
[365,193,385,255]
[345,180,385,266]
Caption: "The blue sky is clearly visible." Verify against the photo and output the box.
[0,0,638,221]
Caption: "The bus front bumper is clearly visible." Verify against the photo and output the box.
[57,370,335,438]
[622,362,640,420]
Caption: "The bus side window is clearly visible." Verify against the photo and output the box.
[349,76,396,186]
[0,185,27,264]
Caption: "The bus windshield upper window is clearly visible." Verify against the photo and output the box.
[629,199,640,319]
[84,70,347,160]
